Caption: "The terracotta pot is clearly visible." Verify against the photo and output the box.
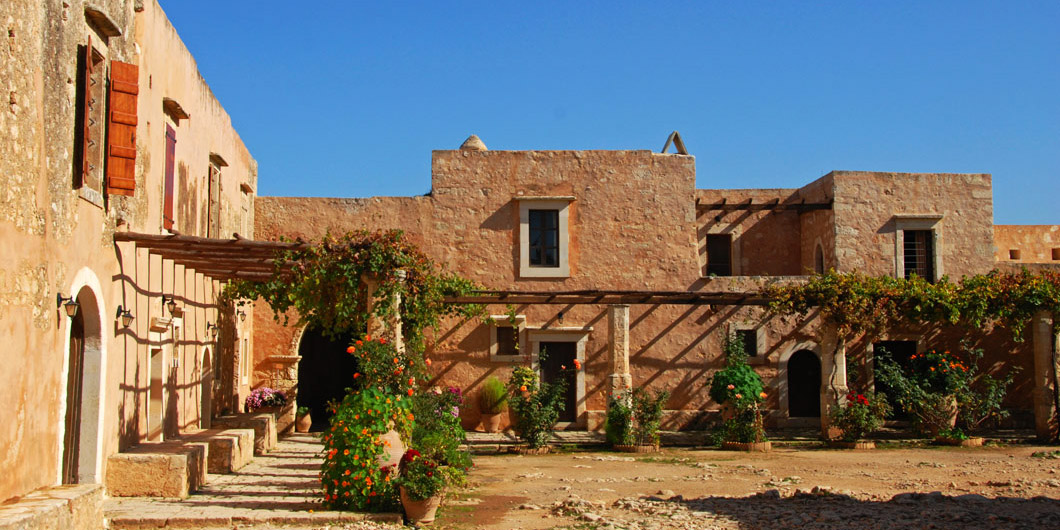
[829,440,875,450]
[400,486,441,525]
[614,443,660,453]
[480,412,503,433]
[295,413,312,433]
[917,395,958,436]
[377,429,406,468]
[935,436,984,447]
[721,441,772,452]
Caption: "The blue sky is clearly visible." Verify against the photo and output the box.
[162,1,1058,224]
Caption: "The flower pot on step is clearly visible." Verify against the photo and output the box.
[934,436,984,447]
[295,413,312,433]
[722,441,772,452]
[400,486,441,525]
[480,412,503,433]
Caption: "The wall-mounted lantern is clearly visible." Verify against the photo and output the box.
[161,295,179,315]
[206,322,219,338]
[115,305,134,328]
[56,293,80,318]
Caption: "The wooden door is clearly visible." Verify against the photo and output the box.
[787,349,821,418]
[62,310,85,484]
[539,342,577,423]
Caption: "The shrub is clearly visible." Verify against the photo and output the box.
[245,387,286,411]
[717,393,768,444]
[632,389,670,446]
[393,449,464,501]
[830,391,889,442]
[605,393,634,446]
[479,376,509,414]
[409,387,471,471]
[708,334,764,406]
[507,366,571,448]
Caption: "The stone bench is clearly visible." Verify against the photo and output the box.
[213,413,277,456]
[105,440,207,498]
[0,484,102,530]
[182,428,254,473]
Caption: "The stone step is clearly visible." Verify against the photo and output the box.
[106,510,400,529]
[182,428,255,474]
[0,484,101,530]
[105,441,207,499]
[213,413,278,456]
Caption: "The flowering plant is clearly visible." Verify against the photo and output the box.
[347,336,422,397]
[409,387,471,471]
[507,361,580,449]
[393,448,462,501]
[830,391,889,442]
[245,387,287,411]
[606,388,670,447]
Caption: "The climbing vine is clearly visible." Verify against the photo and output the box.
[225,230,480,352]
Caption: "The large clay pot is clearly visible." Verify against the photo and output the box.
[917,395,958,437]
[614,443,660,453]
[721,441,772,452]
[480,412,503,433]
[377,429,405,469]
[828,440,875,450]
[400,486,441,525]
[295,413,312,433]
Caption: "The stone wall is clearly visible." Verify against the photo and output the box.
[0,0,254,502]
[995,225,1060,264]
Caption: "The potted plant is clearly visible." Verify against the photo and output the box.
[607,388,670,452]
[295,406,312,433]
[829,391,888,449]
[245,387,287,418]
[478,376,508,433]
[709,334,770,451]
[393,448,464,526]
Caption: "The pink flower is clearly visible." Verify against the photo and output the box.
[727,384,735,390]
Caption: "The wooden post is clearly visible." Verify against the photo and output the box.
[1032,310,1057,441]
[608,304,632,397]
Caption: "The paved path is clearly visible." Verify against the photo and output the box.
[104,434,400,529]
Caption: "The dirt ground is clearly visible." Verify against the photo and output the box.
[427,443,1060,530]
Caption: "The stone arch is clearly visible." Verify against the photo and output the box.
[57,267,107,485]
[296,324,360,431]
[777,342,821,426]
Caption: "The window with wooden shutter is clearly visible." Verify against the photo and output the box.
[903,229,935,281]
[163,125,176,230]
[105,60,138,196]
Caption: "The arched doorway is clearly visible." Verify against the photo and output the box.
[62,286,103,484]
[787,349,821,418]
[200,348,213,428]
[297,325,360,431]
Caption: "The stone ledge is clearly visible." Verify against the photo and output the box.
[107,510,401,529]
[182,428,255,473]
[0,484,102,530]
[213,414,278,456]
[105,442,207,498]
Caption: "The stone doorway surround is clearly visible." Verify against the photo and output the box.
[527,328,590,429]
[776,341,821,427]
[56,267,108,485]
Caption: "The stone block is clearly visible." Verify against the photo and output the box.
[105,442,206,498]
[183,428,254,473]
[0,484,101,530]
[213,413,277,455]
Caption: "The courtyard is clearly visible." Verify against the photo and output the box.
[103,433,1060,530]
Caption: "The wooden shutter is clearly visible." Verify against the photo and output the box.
[79,37,93,188]
[163,125,176,230]
[105,60,138,196]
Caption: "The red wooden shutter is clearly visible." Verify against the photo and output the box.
[163,125,176,230]
[105,60,138,196]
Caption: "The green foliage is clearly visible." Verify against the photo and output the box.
[348,336,422,397]
[708,334,764,406]
[393,450,463,501]
[605,393,634,446]
[478,376,509,414]
[507,366,570,448]
[937,427,969,441]
[409,387,471,473]
[717,395,767,444]
[320,387,411,511]
[226,230,481,351]
[296,406,310,417]
[605,388,670,447]
[830,391,889,442]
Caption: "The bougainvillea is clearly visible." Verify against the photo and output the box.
[244,387,286,411]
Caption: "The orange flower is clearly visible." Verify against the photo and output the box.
[573,359,582,370]
[393,357,400,364]
[520,385,527,392]
[354,414,359,420]
[343,449,349,455]
[362,428,368,435]
[930,367,935,371]
[407,388,414,396]
[346,346,355,354]
[425,358,432,366]
[407,413,415,421]
[408,377,415,385]
[366,335,372,341]
[380,338,387,344]
[353,372,360,379]
[356,340,363,346]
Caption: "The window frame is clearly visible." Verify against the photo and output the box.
[489,314,526,362]
[705,233,734,277]
[518,197,573,278]
[893,215,943,282]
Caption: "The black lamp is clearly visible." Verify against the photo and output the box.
[237,309,247,322]
[557,310,565,324]
[115,305,134,328]
[206,322,219,338]
[161,295,178,315]
[57,293,80,318]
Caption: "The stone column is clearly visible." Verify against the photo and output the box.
[608,304,632,397]
[1031,310,1057,441]
[365,270,406,353]
[818,324,849,434]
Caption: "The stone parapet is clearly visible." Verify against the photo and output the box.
[105,442,207,499]
[0,484,102,530]
[214,413,278,455]
[182,428,255,473]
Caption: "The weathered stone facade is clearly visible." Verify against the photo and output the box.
[1,0,255,516]
[252,141,1058,434]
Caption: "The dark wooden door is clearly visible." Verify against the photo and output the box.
[297,326,360,431]
[787,349,821,418]
[62,310,85,484]
[874,340,917,419]
[539,342,577,423]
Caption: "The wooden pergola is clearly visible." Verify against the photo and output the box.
[442,290,771,306]
[113,231,303,281]
[695,197,833,213]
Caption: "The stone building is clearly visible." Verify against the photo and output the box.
[1,0,256,522]
[253,137,1059,437]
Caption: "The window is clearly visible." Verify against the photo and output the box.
[706,234,733,276]
[813,243,825,274]
[1009,249,1021,260]
[737,329,758,357]
[903,230,934,280]
[75,40,105,205]
[518,198,572,278]
[162,125,176,230]
[528,209,559,267]
[489,314,525,361]
[1053,248,1060,261]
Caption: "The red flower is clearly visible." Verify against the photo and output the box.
[346,346,355,354]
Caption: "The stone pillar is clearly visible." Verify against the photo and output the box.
[1031,311,1057,441]
[608,305,632,396]
[365,270,406,353]
[819,324,849,434]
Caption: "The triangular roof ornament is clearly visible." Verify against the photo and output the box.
[661,131,688,155]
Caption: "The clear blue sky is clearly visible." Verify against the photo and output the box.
[162,1,1058,224]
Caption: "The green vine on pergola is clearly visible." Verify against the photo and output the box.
[225,230,480,352]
